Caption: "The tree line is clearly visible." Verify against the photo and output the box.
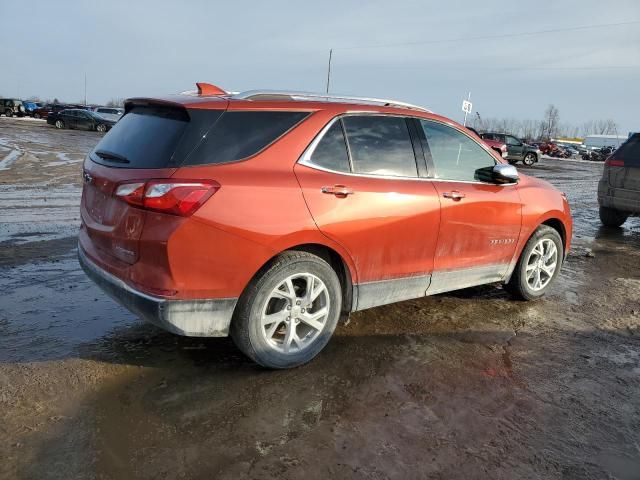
[470,104,619,141]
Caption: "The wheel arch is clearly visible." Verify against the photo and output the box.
[241,242,356,315]
[541,218,566,251]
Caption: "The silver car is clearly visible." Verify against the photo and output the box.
[598,133,640,226]
[93,107,124,123]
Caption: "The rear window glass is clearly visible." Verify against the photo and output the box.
[184,111,309,166]
[611,134,640,167]
[91,106,190,168]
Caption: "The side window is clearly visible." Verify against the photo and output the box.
[342,116,418,177]
[420,120,496,182]
[184,111,310,166]
[309,121,351,173]
[506,135,521,146]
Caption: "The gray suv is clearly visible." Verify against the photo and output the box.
[481,132,540,166]
[598,133,640,227]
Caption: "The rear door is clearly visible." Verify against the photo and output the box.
[417,119,522,293]
[295,114,441,310]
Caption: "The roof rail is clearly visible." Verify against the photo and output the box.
[232,90,431,112]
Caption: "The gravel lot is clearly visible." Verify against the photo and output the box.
[1,117,639,480]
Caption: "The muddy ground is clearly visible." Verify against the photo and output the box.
[1,117,639,480]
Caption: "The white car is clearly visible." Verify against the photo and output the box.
[93,107,124,123]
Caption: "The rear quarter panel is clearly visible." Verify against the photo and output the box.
[165,108,359,299]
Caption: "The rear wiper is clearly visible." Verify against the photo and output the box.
[95,150,130,164]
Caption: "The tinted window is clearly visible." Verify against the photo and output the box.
[506,135,521,146]
[420,120,496,182]
[611,134,640,167]
[342,116,417,177]
[309,121,350,173]
[91,106,190,168]
[185,111,309,166]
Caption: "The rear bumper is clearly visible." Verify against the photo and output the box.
[78,245,237,337]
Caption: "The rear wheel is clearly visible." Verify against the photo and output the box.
[55,120,64,129]
[231,251,342,369]
[96,123,107,133]
[599,206,628,227]
[505,225,563,301]
[523,152,537,166]
[33,113,41,119]
[5,109,13,118]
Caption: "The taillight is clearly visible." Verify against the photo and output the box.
[605,157,624,167]
[115,180,219,216]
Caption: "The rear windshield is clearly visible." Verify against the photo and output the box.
[610,134,640,167]
[90,107,309,169]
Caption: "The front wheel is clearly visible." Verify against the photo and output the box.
[231,251,342,369]
[33,113,41,119]
[599,206,628,227]
[5,109,13,118]
[55,120,65,129]
[523,152,537,166]
[505,225,563,301]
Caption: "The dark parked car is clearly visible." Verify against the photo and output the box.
[481,132,540,166]
[47,109,116,132]
[598,133,640,227]
[0,98,26,117]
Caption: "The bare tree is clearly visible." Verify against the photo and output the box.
[541,104,560,140]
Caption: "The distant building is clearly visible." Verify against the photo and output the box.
[584,135,627,148]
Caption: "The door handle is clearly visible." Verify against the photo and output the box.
[442,191,465,201]
[321,185,354,197]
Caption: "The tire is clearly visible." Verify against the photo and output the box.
[523,152,537,166]
[34,113,41,119]
[230,251,342,369]
[505,225,563,301]
[599,206,628,228]
[5,109,13,118]
[55,120,64,129]
[96,123,107,133]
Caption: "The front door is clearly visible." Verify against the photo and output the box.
[417,119,522,294]
[505,134,525,161]
[295,114,441,310]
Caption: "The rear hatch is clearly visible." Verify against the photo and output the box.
[81,99,227,266]
[605,134,640,191]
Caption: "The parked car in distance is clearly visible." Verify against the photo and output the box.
[47,109,116,132]
[78,83,572,368]
[22,101,43,117]
[598,133,640,227]
[466,126,508,158]
[93,107,124,122]
[481,132,540,166]
[0,98,26,117]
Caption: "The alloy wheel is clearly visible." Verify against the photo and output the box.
[525,238,558,291]
[260,273,330,354]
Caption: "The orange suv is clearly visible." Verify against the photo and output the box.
[79,83,572,368]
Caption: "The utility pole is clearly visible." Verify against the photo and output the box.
[84,73,87,106]
[325,49,333,94]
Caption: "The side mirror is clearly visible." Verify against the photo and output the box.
[492,164,519,184]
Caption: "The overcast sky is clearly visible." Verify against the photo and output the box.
[1,0,638,133]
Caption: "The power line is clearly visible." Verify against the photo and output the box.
[336,19,640,51]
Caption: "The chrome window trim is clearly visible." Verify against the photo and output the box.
[297,113,516,186]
